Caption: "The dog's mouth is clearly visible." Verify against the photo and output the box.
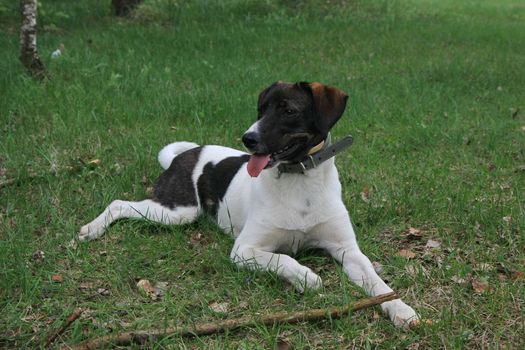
[247,143,303,177]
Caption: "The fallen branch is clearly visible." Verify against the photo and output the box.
[45,308,84,348]
[63,292,397,350]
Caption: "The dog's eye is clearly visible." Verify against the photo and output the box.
[284,109,295,116]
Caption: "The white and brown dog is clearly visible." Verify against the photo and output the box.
[79,82,418,327]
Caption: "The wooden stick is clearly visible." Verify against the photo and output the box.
[64,292,397,350]
[45,308,84,348]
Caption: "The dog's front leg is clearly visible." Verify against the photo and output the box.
[314,214,419,327]
[231,225,322,292]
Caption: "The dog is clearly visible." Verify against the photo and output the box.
[79,81,419,327]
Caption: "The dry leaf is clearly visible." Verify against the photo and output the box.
[425,239,441,249]
[451,275,467,284]
[51,274,63,283]
[189,231,205,249]
[67,239,78,250]
[471,279,489,294]
[97,288,110,296]
[405,264,419,277]
[31,250,45,263]
[87,159,101,166]
[276,338,292,350]
[499,183,510,190]
[408,227,421,235]
[79,282,95,290]
[398,249,416,259]
[406,227,423,240]
[191,231,203,242]
[20,313,45,322]
[136,279,157,300]
[511,270,524,281]
[407,342,420,350]
[208,301,229,314]
[360,186,370,203]
[154,281,169,298]
[474,263,492,272]
[410,319,434,328]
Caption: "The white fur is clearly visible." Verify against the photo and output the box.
[245,120,261,134]
[79,141,419,328]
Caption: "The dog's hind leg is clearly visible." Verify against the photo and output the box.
[78,199,198,241]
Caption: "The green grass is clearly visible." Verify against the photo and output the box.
[1,0,524,348]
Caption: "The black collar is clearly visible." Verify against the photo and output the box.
[277,134,353,175]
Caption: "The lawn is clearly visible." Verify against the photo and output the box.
[0,0,524,348]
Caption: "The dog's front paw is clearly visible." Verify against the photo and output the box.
[381,299,419,328]
[78,223,105,241]
[291,267,322,293]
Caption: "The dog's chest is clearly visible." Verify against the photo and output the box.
[282,198,336,232]
[275,197,324,231]
[253,172,341,232]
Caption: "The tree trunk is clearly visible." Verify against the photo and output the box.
[112,0,143,16]
[19,0,46,79]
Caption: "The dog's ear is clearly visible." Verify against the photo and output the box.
[300,82,348,132]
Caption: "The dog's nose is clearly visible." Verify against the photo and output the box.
[242,132,260,150]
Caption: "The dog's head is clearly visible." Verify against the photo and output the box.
[242,81,348,177]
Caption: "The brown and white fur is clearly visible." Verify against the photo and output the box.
[79,82,419,327]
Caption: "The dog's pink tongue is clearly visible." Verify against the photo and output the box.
[247,154,270,177]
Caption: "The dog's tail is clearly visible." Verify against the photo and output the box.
[158,141,200,170]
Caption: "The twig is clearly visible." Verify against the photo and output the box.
[63,292,397,350]
[45,308,84,348]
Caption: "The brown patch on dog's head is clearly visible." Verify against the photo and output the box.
[303,82,348,133]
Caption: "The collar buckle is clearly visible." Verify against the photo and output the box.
[307,155,317,169]
[299,161,308,173]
